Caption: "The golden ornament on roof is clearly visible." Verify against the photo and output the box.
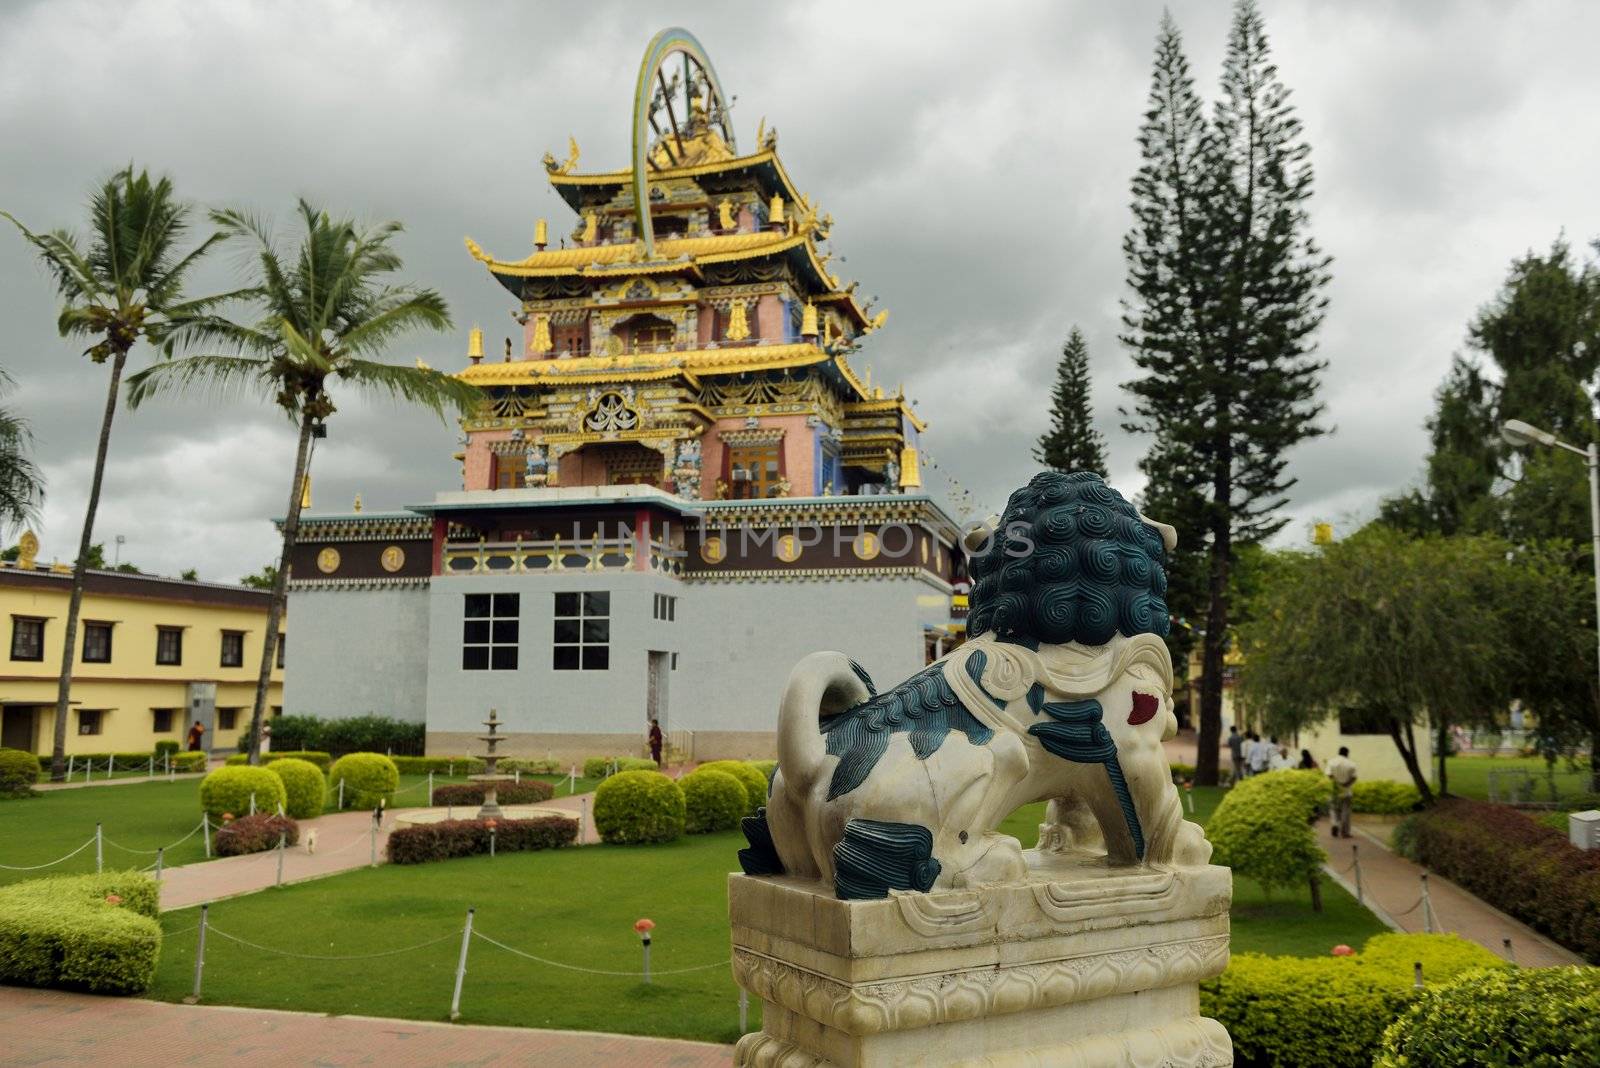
[769,194,784,224]
[531,314,553,355]
[467,325,484,360]
[898,447,922,489]
[718,199,736,231]
[581,211,598,243]
[535,218,548,248]
[16,529,37,569]
[801,302,818,338]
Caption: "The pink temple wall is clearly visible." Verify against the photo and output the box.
[698,414,818,496]
[463,429,513,491]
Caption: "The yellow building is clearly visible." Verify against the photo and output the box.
[0,551,284,757]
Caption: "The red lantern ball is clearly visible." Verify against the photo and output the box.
[1331,944,1354,957]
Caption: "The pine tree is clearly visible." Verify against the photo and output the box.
[1034,327,1108,476]
[1122,1,1330,785]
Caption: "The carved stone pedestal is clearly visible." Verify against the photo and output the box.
[729,851,1233,1067]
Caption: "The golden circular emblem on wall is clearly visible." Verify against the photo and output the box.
[853,531,880,562]
[778,534,802,563]
[699,536,725,564]
[380,545,406,573]
[315,547,341,574]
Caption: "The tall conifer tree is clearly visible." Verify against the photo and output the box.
[1122,2,1330,784]
[1034,327,1108,476]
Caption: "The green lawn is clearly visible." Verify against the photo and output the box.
[151,832,751,1043]
[1440,755,1591,803]
[0,771,517,885]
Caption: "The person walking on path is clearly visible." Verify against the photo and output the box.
[1227,726,1245,784]
[1327,746,1357,837]
[186,720,205,752]
[648,719,663,768]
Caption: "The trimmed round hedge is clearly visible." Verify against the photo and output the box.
[1208,771,1325,892]
[1204,933,1509,1068]
[0,747,39,796]
[696,760,767,814]
[267,757,326,819]
[682,769,747,834]
[1377,965,1600,1067]
[328,752,399,808]
[199,766,287,821]
[593,770,685,844]
[749,759,778,784]
[1352,779,1421,815]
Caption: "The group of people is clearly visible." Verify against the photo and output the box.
[1227,727,1317,779]
[1227,724,1358,837]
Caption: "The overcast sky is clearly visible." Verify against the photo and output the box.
[3,0,1599,581]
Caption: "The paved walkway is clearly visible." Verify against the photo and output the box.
[1317,816,1581,967]
[0,986,733,1067]
[35,772,205,791]
[158,793,602,910]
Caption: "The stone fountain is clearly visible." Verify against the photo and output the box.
[473,708,514,820]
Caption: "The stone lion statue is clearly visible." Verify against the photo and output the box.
[739,471,1211,899]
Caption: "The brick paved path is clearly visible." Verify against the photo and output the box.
[1317,817,1581,967]
[0,985,733,1067]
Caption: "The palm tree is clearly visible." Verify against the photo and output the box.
[128,201,481,764]
[0,369,44,533]
[4,167,235,780]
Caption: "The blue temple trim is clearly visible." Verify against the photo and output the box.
[1026,696,1146,859]
[833,818,941,899]
[818,651,996,800]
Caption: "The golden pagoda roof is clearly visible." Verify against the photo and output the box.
[548,147,803,206]
[464,229,801,278]
[457,341,834,386]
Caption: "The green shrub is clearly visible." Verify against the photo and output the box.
[593,770,685,844]
[1170,761,1196,782]
[681,769,747,834]
[1377,966,1600,1067]
[387,815,577,864]
[431,780,553,806]
[502,758,562,775]
[749,759,778,784]
[1207,773,1325,892]
[198,766,287,820]
[154,740,180,758]
[695,760,767,813]
[167,752,206,773]
[583,756,657,780]
[0,747,40,796]
[328,752,400,808]
[267,758,325,819]
[225,750,333,771]
[390,755,484,775]
[215,813,299,856]
[1232,768,1333,819]
[268,714,423,756]
[1352,780,1421,815]
[1203,933,1509,1068]
[0,872,161,994]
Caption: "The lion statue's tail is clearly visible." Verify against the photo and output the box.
[776,651,873,798]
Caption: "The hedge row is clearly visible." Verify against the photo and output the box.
[225,751,333,770]
[1405,798,1600,961]
[386,815,576,864]
[268,714,423,756]
[1377,965,1600,1066]
[383,756,566,775]
[0,872,162,994]
[1352,779,1421,815]
[215,813,299,856]
[1202,933,1508,1067]
[582,756,658,780]
[431,780,553,806]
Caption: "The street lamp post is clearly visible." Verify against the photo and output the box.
[1501,419,1600,763]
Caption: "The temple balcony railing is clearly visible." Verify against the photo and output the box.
[441,537,685,577]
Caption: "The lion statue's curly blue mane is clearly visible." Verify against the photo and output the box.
[967,470,1170,647]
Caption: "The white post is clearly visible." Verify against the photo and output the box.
[67,755,74,779]
[641,929,652,984]
[276,832,286,887]
[164,752,170,776]
[148,756,154,778]
[515,767,521,784]
[185,904,209,1004]
[1352,844,1363,906]
[155,847,164,882]
[95,822,103,873]
[489,826,496,858]
[370,816,377,868]
[338,779,345,810]
[579,796,588,843]
[449,908,475,1021]
[428,770,434,806]
[1413,961,1424,989]
[1421,873,1435,933]
[1184,789,1195,814]
[106,755,114,780]
[569,766,576,795]
[1503,936,1516,965]
[202,812,211,858]
[277,802,285,818]
[249,792,256,817]
[448,761,454,777]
